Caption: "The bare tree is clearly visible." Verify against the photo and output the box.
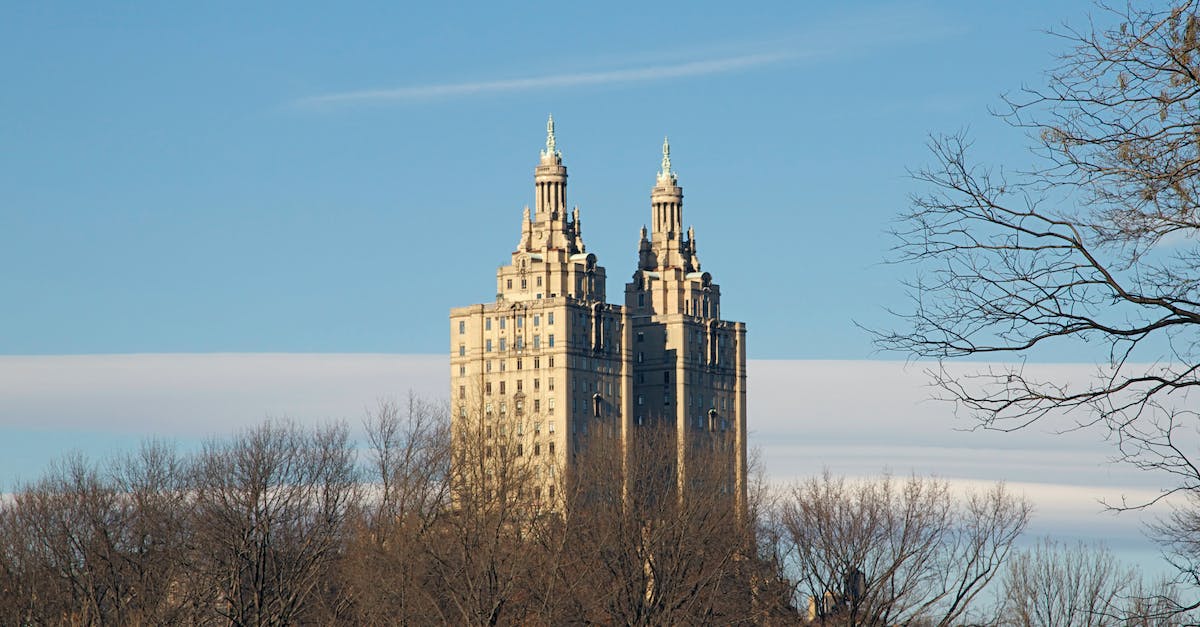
[559,424,769,625]
[415,394,559,626]
[0,404,778,624]
[877,0,1200,603]
[0,442,195,626]
[997,538,1197,626]
[341,396,452,624]
[0,454,125,626]
[776,472,1030,626]
[189,420,358,626]
[1150,490,1200,600]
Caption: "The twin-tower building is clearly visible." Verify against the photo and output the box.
[450,117,747,507]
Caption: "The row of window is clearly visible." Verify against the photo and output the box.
[483,440,557,458]
[479,377,555,395]
[484,334,555,352]
[504,275,544,291]
[630,292,720,318]
[480,418,557,437]
[633,392,731,409]
[457,312,558,336]
[478,397,554,416]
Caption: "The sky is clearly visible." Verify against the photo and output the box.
[0,1,1187,577]
[1,0,1089,358]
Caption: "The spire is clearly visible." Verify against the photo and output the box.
[540,114,561,163]
[657,135,677,185]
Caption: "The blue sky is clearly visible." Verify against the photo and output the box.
[0,0,1091,358]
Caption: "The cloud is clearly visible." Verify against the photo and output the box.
[295,52,797,108]
[0,354,1173,571]
[0,353,446,437]
[293,4,964,109]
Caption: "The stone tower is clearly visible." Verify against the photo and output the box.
[625,137,748,509]
[449,118,746,509]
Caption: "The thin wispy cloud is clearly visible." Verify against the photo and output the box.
[296,52,797,108]
[294,4,964,109]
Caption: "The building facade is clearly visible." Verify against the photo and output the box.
[449,117,747,509]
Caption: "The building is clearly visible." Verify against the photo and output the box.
[449,116,747,510]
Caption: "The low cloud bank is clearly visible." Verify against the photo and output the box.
[0,354,1170,570]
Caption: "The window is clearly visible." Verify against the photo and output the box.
[486,382,492,395]
[534,443,541,455]
[548,334,555,347]
[535,420,542,434]
[500,360,506,372]
[638,293,645,306]
[521,278,527,290]
[517,315,524,328]
[534,398,541,412]
[507,279,512,289]
[548,377,555,391]
[533,335,540,348]
[499,381,506,394]
[459,365,465,376]
[517,379,523,392]
[549,441,556,454]
[517,358,523,370]
[516,336,524,349]
[664,372,670,384]
[534,357,540,369]
[458,385,465,399]
[485,318,492,331]
[637,352,644,363]
[549,420,556,434]
[459,405,466,418]
[485,446,492,458]
[637,332,644,343]
[486,359,492,373]
[517,443,524,456]
[549,484,556,499]
[664,393,672,406]
[534,378,540,391]
[459,344,466,356]
[486,426,493,438]
[533,314,540,326]
[486,402,493,415]
[458,321,465,334]
[486,339,493,352]
[549,356,555,368]
[537,276,543,287]
[500,401,507,415]
[516,400,524,414]
[500,318,506,329]
[548,312,555,325]
[499,338,507,351]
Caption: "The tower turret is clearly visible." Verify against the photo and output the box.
[535,114,568,221]
[643,137,696,273]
